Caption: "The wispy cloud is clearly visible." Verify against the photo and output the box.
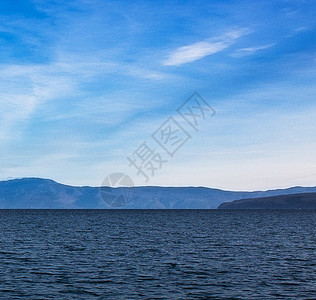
[0,52,171,146]
[232,43,276,57]
[163,29,249,66]
[163,41,228,66]
[0,62,78,145]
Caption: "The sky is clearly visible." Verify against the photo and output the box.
[0,0,315,190]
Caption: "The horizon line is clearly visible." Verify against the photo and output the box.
[1,177,315,193]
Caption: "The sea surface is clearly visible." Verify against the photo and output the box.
[0,209,315,299]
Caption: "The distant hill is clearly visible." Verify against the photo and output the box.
[0,178,316,209]
[217,193,316,209]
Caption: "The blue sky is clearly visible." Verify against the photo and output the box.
[0,0,315,190]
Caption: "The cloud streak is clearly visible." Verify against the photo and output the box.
[232,43,276,57]
[163,29,249,66]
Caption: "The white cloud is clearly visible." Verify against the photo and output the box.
[163,29,249,66]
[232,43,275,57]
[0,53,171,147]
[163,41,228,66]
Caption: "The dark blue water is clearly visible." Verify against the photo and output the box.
[0,210,315,299]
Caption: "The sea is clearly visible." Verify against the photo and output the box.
[0,209,315,299]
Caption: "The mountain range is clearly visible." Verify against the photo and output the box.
[0,178,315,209]
[218,192,316,209]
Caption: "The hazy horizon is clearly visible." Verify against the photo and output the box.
[2,176,316,193]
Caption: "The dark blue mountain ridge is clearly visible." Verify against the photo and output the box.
[218,192,316,209]
[0,177,316,209]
